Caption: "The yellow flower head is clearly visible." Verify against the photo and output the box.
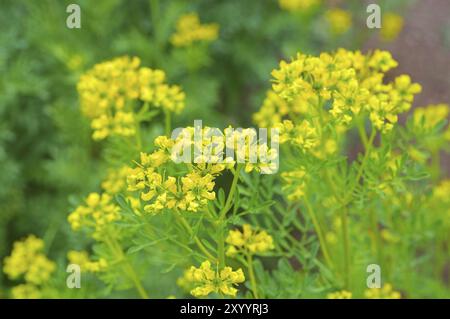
[128,150,218,214]
[184,261,245,297]
[281,167,308,201]
[381,13,404,42]
[102,166,131,195]
[326,9,352,35]
[171,13,219,47]
[253,91,289,128]
[269,49,421,134]
[413,104,449,133]
[275,120,320,150]
[67,250,107,273]
[78,56,185,140]
[11,284,42,299]
[179,172,216,212]
[327,290,352,299]
[432,180,450,204]
[278,0,320,12]
[3,235,55,285]
[364,283,401,299]
[68,192,121,237]
[226,224,274,256]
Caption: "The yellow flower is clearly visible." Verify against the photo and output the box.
[413,104,449,132]
[11,284,41,299]
[281,168,308,201]
[244,143,279,175]
[171,13,219,47]
[326,9,352,35]
[184,261,245,297]
[364,283,401,299]
[3,235,55,286]
[179,173,216,212]
[278,0,320,12]
[25,254,56,285]
[226,224,274,256]
[432,180,450,204]
[128,143,221,214]
[276,120,320,151]
[324,139,337,154]
[67,250,107,272]
[78,56,141,120]
[78,56,185,140]
[253,91,289,128]
[327,290,352,299]
[407,145,428,164]
[331,79,370,125]
[68,193,121,237]
[102,166,131,195]
[368,50,398,73]
[268,49,421,134]
[381,13,404,42]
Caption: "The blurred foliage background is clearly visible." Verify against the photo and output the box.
[0,0,448,297]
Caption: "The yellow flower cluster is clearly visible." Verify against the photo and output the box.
[432,180,450,204]
[127,151,218,214]
[223,127,279,174]
[3,235,56,286]
[102,166,131,194]
[253,91,289,128]
[11,284,42,299]
[101,166,141,213]
[67,250,107,272]
[327,290,352,299]
[171,13,219,47]
[68,193,121,237]
[432,180,450,227]
[413,104,449,133]
[182,261,245,297]
[128,127,279,213]
[3,236,55,299]
[381,13,404,42]
[78,56,185,140]
[276,120,319,150]
[364,283,401,299]
[268,49,421,133]
[325,9,352,35]
[278,0,320,12]
[281,167,308,201]
[226,224,274,256]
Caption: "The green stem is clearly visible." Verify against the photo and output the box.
[338,128,376,288]
[217,164,242,267]
[105,235,149,299]
[135,120,143,150]
[357,121,369,150]
[340,206,350,289]
[217,225,225,268]
[370,208,382,264]
[303,197,334,270]
[219,164,242,220]
[173,210,216,261]
[149,0,160,37]
[149,0,163,64]
[246,252,259,298]
[342,129,376,206]
[431,150,440,182]
[164,109,171,137]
